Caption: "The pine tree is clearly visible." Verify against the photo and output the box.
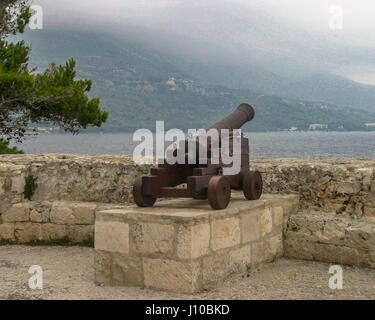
[0,0,108,147]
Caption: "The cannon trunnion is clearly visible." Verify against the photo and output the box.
[133,103,263,210]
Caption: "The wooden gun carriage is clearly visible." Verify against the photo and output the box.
[133,103,263,210]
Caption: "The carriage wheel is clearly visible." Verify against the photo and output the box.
[208,176,231,210]
[133,177,156,207]
[243,171,263,200]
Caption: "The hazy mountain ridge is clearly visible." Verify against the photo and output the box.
[17,29,375,132]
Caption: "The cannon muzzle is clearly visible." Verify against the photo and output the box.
[207,103,255,132]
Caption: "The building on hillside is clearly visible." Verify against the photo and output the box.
[309,124,328,130]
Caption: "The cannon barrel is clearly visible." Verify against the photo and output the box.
[207,103,255,131]
[172,103,255,161]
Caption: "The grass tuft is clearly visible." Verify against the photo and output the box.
[0,234,95,247]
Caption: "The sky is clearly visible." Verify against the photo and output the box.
[33,0,375,35]
[29,0,375,84]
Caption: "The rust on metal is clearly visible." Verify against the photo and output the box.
[132,103,263,210]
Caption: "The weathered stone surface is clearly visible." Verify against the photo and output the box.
[131,222,174,256]
[337,182,361,195]
[95,221,129,253]
[261,208,272,236]
[251,241,265,264]
[202,252,230,284]
[229,245,251,273]
[11,173,25,193]
[14,222,41,242]
[30,203,50,223]
[273,206,284,226]
[211,217,241,251]
[2,203,30,222]
[94,193,296,292]
[111,253,143,286]
[202,246,253,285]
[67,225,94,243]
[241,211,261,243]
[72,203,96,225]
[50,202,75,224]
[284,211,375,268]
[143,258,201,293]
[265,235,283,261]
[0,223,15,240]
[364,206,375,217]
[0,177,5,196]
[40,224,66,241]
[0,155,373,221]
[94,250,113,285]
[177,223,210,259]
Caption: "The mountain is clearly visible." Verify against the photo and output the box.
[15,29,375,132]
[284,73,375,111]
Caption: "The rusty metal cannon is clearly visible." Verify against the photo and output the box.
[133,103,263,209]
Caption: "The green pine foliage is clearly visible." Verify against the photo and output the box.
[0,1,108,142]
[0,138,23,154]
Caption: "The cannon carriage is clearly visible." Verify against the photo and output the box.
[133,103,263,210]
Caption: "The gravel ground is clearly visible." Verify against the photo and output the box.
[0,245,374,300]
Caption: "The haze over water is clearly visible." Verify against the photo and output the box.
[11,131,375,158]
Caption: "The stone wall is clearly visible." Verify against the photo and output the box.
[252,158,375,221]
[0,154,374,246]
[284,211,375,268]
[0,154,151,217]
[1,155,374,218]
[0,200,127,243]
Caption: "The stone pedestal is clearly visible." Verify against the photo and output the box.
[94,192,299,293]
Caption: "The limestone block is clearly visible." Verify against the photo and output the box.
[0,177,5,196]
[2,203,30,222]
[30,207,50,223]
[202,252,230,284]
[282,196,299,216]
[273,206,284,226]
[265,235,283,260]
[364,206,375,217]
[40,224,67,241]
[14,222,41,243]
[143,258,201,293]
[251,241,265,264]
[11,173,25,193]
[283,239,315,260]
[309,243,361,266]
[337,182,361,195]
[94,250,113,285]
[72,203,96,224]
[211,217,241,251]
[95,221,129,254]
[228,245,252,273]
[67,225,94,243]
[0,223,15,241]
[320,219,348,246]
[111,253,143,286]
[50,202,75,224]
[131,222,174,255]
[344,225,375,251]
[177,223,210,259]
[241,211,261,243]
[261,207,272,236]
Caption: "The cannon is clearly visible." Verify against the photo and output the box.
[133,103,263,210]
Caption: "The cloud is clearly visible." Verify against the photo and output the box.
[29,0,375,83]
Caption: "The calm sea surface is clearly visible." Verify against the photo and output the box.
[10,131,375,158]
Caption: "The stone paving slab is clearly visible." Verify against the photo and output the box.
[1,245,374,300]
